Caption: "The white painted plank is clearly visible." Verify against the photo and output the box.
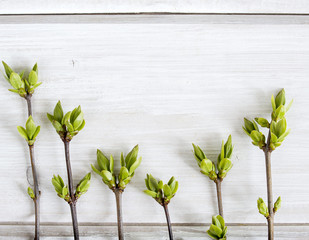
[0,15,308,227]
[0,225,308,239]
[1,0,309,14]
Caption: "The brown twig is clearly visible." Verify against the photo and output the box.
[28,144,40,240]
[25,94,40,240]
[25,94,32,117]
[163,203,173,240]
[263,131,274,240]
[64,140,79,240]
[215,178,224,218]
[114,188,124,240]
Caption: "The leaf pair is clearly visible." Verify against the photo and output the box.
[207,215,227,240]
[91,145,142,191]
[2,61,41,97]
[47,101,85,141]
[144,174,179,205]
[192,135,233,180]
[52,173,91,202]
[257,196,281,218]
[17,116,40,146]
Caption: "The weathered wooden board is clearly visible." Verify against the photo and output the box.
[1,0,309,14]
[0,15,308,239]
[1,225,309,239]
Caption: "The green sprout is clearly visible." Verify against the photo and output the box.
[91,145,142,240]
[91,145,142,191]
[17,116,40,146]
[207,215,227,240]
[2,61,42,97]
[47,101,85,141]
[144,174,179,206]
[193,135,233,181]
[243,89,291,240]
[144,174,179,240]
[52,173,91,203]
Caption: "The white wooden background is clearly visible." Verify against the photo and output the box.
[0,2,309,239]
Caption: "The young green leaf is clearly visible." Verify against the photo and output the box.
[2,61,13,78]
[28,70,38,85]
[53,101,63,123]
[17,126,29,141]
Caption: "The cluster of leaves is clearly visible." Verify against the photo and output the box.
[144,174,179,205]
[243,89,292,151]
[47,101,85,141]
[52,173,91,203]
[17,116,40,146]
[192,135,233,180]
[257,197,281,218]
[207,215,227,240]
[2,61,42,97]
[91,145,142,191]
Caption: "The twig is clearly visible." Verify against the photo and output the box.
[163,203,173,240]
[28,144,40,240]
[215,178,224,218]
[114,188,124,240]
[26,94,40,240]
[64,140,79,240]
[25,94,32,117]
[264,131,274,240]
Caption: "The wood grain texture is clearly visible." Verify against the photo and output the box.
[0,225,309,239]
[0,15,308,238]
[1,0,309,14]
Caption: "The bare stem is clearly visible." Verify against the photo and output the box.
[64,140,79,240]
[114,188,124,240]
[264,131,274,240]
[163,203,174,240]
[29,144,40,240]
[25,94,32,116]
[26,95,40,240]
[215,178,224,218]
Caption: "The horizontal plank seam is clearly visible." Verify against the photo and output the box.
[2,12,309,16]
[0,222,308,227]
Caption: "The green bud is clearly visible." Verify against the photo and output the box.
[192,143,206,165]
[275,89,286,108]
[144,174,179,205]
[9,72,23,89]
[218,158,233,174]
[274,196,281,212]
[53,101,63,123]
[200,159,215,176]
[255,117,269,128]
[207,215,227,240]
[76,172,91,197]
[28,70,38,85]
[243,118,259,135]
[27,187,35,199]
[2,61,13,78]
[257,198,269,218]
[223,135,233,159]
[125,145,139,169]
[97,149,110,171]
[163,184,172,197]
